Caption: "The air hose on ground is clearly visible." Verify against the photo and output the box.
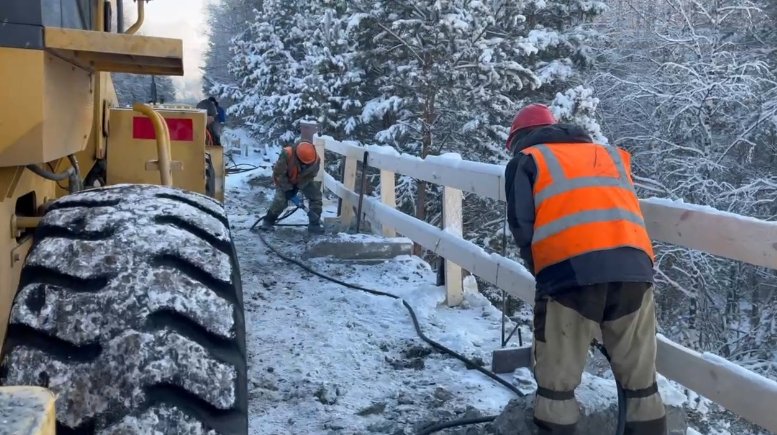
[226,162,260,175]
[249,205,304,231]
[255,229,626,435]
[225,151,260,175]
[256,230,521,395]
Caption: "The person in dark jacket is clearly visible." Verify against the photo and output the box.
[197,97,222,146]
[209,96,227,124]
[504,103,666,435]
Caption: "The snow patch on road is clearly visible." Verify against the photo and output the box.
[225,147,522,433]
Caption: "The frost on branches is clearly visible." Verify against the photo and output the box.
[344,0,606,244]
[348,0,606,164]
[112,74,176,106]
[202,0,263,94]
[216,1,364,146]
[218,0,606,158]
[551,86,607,145]
[217,0,607,249]
[592,0,777,387]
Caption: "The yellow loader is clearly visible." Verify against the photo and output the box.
[0,1,247,433]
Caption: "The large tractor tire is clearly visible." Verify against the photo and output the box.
[0,185,247,434]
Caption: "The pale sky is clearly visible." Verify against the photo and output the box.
[136,0,220,101]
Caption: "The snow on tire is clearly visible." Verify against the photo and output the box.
[0,184,247,434]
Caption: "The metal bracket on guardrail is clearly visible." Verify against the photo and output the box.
[355,151,369,233]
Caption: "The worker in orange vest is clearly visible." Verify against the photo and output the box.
[260,121,323,233]
[504,104,666,434]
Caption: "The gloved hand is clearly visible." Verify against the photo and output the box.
[290,194,303,207]
[284,187,298,200]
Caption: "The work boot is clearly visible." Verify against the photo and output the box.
[259,213,277,231]
[307,211,324,234]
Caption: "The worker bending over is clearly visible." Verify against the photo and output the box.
[261,120,324,234]
[504,104,666,434]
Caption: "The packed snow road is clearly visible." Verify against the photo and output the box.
[223,152,519,434]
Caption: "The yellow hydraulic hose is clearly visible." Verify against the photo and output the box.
[125,0,145,35]
[133,103,173,186]
[15,216,41,228]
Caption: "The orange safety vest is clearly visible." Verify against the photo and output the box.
[275,142,319,186]
[282,146,300,185]
[520,143,654,274]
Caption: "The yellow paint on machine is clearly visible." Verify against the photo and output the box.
[43,27,184,76]
[0,48,92,168]
[107,107,211,195]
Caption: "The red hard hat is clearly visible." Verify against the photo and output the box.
[505,104,557,150]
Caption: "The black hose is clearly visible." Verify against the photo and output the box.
[417,415,498,435]
[256,231,523,398]
[27,156,83,193]
[67,154,83,192]
[256,232,626,435]
[249,205,303,231]
[67,155,80,178]
[501,203,508,347]
[225,152,260,174]
[26,164,71,181]
[226,163,259,175]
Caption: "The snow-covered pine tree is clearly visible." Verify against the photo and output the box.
[348,1,605,159]
[591,0,777,380]
[306,6,366,139]
[217,1,306,143]
[202,0,263,95]
[218,1,365,146]
[346,0,605,245]
[112,73,176,106]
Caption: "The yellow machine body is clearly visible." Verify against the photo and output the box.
[0,1,217,431]
[106,106,225,200]
[0,48,93,167]
[210,144,226,202]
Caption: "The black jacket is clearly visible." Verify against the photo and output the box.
[504,124,654,297]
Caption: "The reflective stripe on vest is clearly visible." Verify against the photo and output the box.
[533,208,646,243]
[532,143,636,207]
[521,143,654,272]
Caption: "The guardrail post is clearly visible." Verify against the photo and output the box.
[443,185,464,306]
[380,170,396,237]
[340,154,358,228]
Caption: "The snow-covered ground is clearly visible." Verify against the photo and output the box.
[224,147,522,434]
[220,138,765,435]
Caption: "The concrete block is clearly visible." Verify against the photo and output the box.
[323,216,374,234]
[304,234,413,261]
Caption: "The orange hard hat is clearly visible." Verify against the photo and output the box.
[295,142,317,164]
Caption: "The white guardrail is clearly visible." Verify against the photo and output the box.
[313,135,777,433]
